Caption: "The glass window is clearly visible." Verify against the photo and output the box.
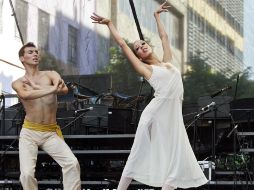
[235,48,243,61]
[68,25,78,65]
[200,17,205,33]
[206,22,215,39]
[194,12,198,25]
[188,8,193,21]
[38,9,50,51]
[172,15,180,49]
[15,0,28,42]
[226,37,235,55]
[217,32,225,46]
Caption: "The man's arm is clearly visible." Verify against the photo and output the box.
[48,71,68,95]
[12,79,59,100]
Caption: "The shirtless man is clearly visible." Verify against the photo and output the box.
[12,42,81,190]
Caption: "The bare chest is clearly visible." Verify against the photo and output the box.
[33,75,52,86]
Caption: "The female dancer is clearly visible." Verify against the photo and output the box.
[91,2,208,190]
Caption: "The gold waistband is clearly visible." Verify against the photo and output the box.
[23,120,63,139]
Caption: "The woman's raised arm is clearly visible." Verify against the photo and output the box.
[154,2,172,63]
[90,13,151,78]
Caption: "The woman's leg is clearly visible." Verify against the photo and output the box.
[161,183,176,190]
[117,176,132,190]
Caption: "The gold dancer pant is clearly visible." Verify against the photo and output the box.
[19,120,81,190]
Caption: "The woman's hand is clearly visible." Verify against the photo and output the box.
[90,13,111,25]
[154,1,171,17]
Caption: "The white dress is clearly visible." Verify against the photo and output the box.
[122,64,208,188]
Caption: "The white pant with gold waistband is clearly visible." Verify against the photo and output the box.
[19,128,81,190]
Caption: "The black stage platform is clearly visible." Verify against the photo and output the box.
[0,135,253,190]
[0,95,254,189]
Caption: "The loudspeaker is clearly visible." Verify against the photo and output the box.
[108,108,133,134]
[1,107,23,135]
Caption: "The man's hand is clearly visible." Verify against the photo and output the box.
[56,79,65,93]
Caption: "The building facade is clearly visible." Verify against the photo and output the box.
[0,0,187,106]
[0,0,245,104]
[109,0,187,72]
[0,0,100,105]
[187,0,244,77]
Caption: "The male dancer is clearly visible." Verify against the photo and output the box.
[12,42,81,190]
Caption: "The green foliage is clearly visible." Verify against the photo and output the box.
[183,52,254,103]
[215,154,252,171]
[99,46,254,103]
[39,51,64,75]
[231,67,254,99]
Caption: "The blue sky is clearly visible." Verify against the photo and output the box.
[244,0,254,75]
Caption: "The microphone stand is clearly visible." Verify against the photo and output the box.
[186,102,218,167]
[227,113,253,189]
[0,94,5,135]
[186,109,212,130]
[60,111,88,134]
[186,108,213,154]
[234,74,240,101]
[212,106,218,164]
[229,74,245,189]
[226,114,238,190]
[186,115,199,153]
[132,77,145,131]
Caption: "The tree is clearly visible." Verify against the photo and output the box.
[183,52,254,104]
[39,51,64,75]
[231,66,254,99]
[97,42,152,96]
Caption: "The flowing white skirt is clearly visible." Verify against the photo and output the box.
[122,97,208,188]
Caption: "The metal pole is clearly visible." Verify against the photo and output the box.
[0,94,5,135]
[129,0,144,40]
[9,0,24,44]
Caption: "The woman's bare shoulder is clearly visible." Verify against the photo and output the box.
[142,63,153,80]
[162,61,173,69]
